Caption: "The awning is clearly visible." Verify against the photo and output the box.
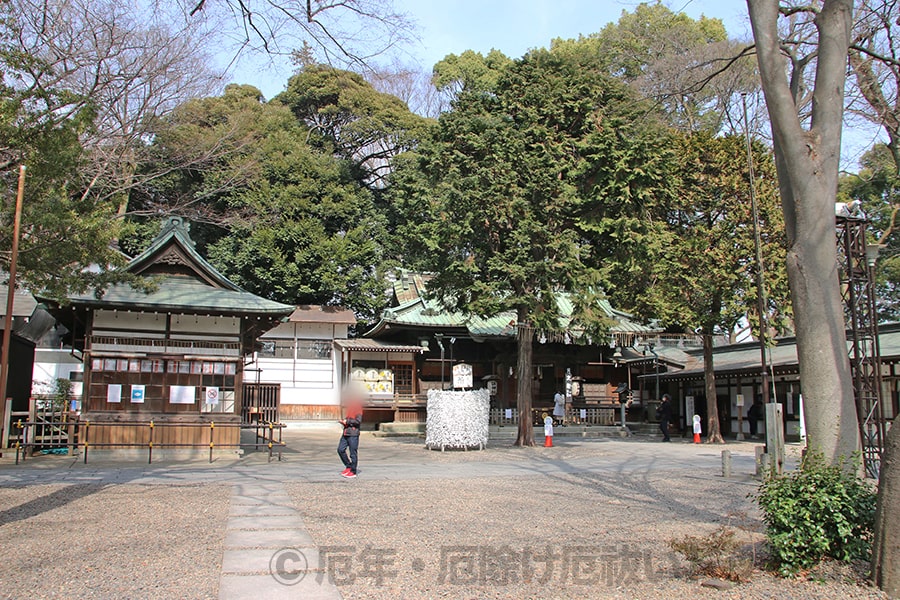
[334,339,426,353]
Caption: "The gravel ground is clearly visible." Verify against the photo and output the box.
[0,483,228,599]
[288,468,886,600]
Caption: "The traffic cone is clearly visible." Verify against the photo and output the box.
[693,432,701,444]
[544,435,553,447]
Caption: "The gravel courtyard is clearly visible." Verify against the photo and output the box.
[0,427,889,599]
[286,438,883,600]
[0,483,228,599]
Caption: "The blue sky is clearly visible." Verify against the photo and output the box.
[224,0,753,100]
[218,1,879,168]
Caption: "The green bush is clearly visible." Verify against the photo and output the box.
[754,452,876,575]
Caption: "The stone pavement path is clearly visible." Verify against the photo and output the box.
[219,481,342,600]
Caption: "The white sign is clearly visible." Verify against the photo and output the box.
[130,385,145,404]
[580,408,587,419]
[107,384,122,404]
[786,391,794,415]
[169,385,196,404]
[206,387,220,405]
[453,363,473,389]
[685,396,695,425]
[735,394,744,407]
[504,408,513,419]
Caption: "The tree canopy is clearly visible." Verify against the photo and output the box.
[391,47,674,444]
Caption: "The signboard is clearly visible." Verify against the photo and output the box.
[735,393,744,407]
[350,367,393,395]
[130,385,145,404]
[487,380,498,395]
[169,385,196,404]
[685,395,695,422]
[107,384,122,404]
[504,408,513,419]
[580,408,587,419]
[452,363,473,389]
[206,387,220,405]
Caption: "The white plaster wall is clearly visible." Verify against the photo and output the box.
[250,321,349,406]
[32,349,84,398]
[93,309,166,332]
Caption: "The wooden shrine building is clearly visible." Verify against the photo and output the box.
[53,217,293,449]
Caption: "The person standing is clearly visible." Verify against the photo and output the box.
[553,390,566,425]
[656,393,673,442]
[747,397,764,439]
[338,395,363,478]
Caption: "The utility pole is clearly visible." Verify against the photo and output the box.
[742,94,771,405]
[1,166,26,451]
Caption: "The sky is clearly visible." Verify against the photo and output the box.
[224,0,754,100]
[219,1,880,169]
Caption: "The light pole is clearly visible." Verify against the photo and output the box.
[645,344,660,401]
[0,166,25,453]
[435,333,445,390]
[741,93,771,405]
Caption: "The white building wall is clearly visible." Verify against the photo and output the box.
[249,321,349,406]
[32,349,84,399]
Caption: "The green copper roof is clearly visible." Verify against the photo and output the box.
[68,275,293,315]
[368,279,658,341]
[68,217,293,316]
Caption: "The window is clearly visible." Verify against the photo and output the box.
[201,390,235,414]
[297,339,332,360]
[391,363,414,395]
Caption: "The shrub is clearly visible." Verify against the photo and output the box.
[753,452,876,575]
[668,526,754,582]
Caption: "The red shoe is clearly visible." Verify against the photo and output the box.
[340,468,351,476]
[341,471,357,478]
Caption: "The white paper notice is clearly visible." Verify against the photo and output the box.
[169,385,196,404]
[504,408,513,419]
[205,387,220,405]
[131,384,145,404]
[580,408,587,419]
[107,384,122,403]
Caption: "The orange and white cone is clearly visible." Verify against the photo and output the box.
[544,435,553,447]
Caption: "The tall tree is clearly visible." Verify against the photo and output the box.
[555,2,760,135]
[0,0,218,297]
[394,48,672,445]
[133,84,388,323]
[276,65,429,188]
[607,133,788,443]
[746,0,859,462]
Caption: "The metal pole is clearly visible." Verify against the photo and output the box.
[435,334,445,390]
[0,166,25,452]
[741,94,771,405]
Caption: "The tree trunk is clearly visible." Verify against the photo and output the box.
[748,0,860,464]
[872,422,900,596]
[515,314,535,447]
[703,332,724,443]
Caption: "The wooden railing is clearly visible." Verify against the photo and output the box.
[489,406,617,426]
[8,418,286,464]
[89,335,241,357]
